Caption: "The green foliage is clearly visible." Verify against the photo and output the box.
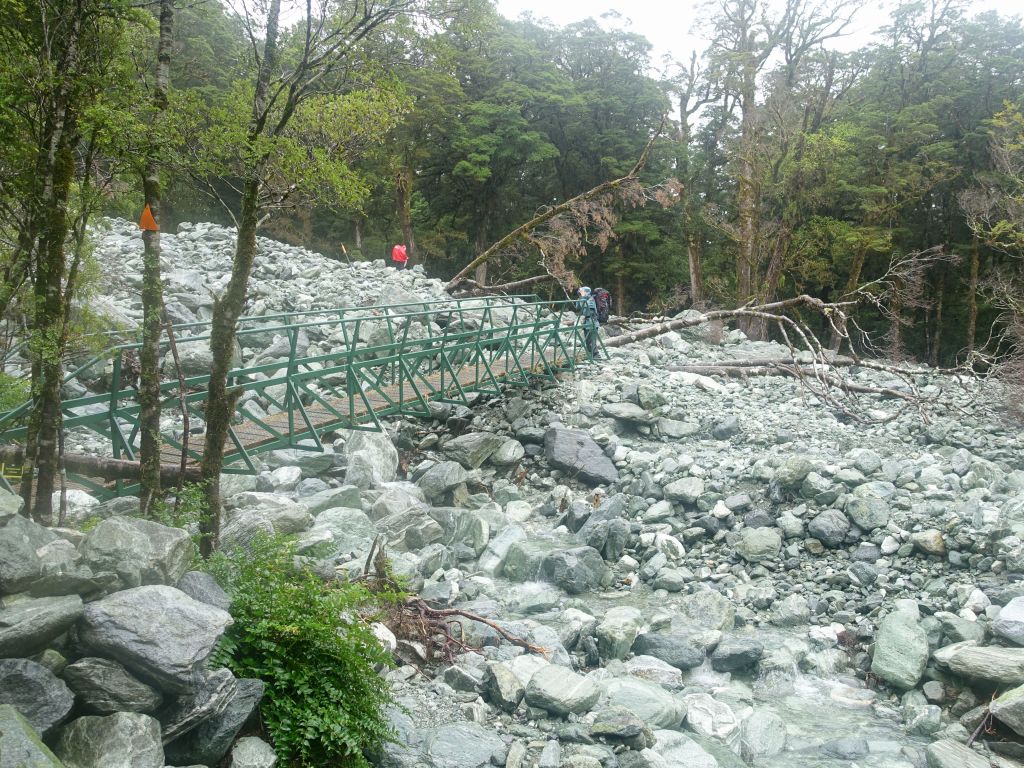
[0,373,29,414]
[206,535,401,767]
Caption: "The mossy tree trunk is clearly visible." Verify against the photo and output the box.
[138,0,174,515]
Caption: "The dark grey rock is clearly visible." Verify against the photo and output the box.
[711,415,740,439]
[164,678,263,767]
[539,547,609,595]
[78,585,232,694]
[807,509,849,548]
[175,571,231,612]
[0,595,83,657]
[156,667,236,742]
[442,432,505,469]
[482,663,524,713]
[524,665,600,716]
[79,516,192,589]
[710,636,764,672]
[62,657,163,714]
[424,723,504,768]
[0,659,73,735]
[631,633,705,670]
[821,736,868,759]
[0,704,63,768]
[55,712,164,768]
[0,516,52,594]
[544,428,619,487]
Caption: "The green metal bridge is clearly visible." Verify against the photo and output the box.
[0,296,594,497]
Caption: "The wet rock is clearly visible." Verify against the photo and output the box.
[590,706,652,749]
[733,528,781,562]
[924,739,989,768]
[0,516,50,594]
[845,497,890,531]
[600,677,685,729]
[544,428,619,487]
[539,547,609,595]
[156,666,237,742]
[684,693,739,741]
[871,610,928,689]
[524,665,600,717]
[482,663,524,713]
[739,710,786,761]
[709,636,763,672]
[78,585,232,694]
[942,644,1024,685]
[596,607,644,660]
[680,589,734,631]
[344,430,398,488]
[807,509,849,549]
[631,633,705,670]
[62,657,163,714]
[650,728,718,768]
[910,529,945,556]
[55,712,164,768]
[0,659,73,735]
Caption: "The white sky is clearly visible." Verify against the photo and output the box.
[494,0,1021,72]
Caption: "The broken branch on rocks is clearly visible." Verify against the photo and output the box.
[0,445,202,484]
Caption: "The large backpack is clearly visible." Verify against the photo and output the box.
[593,288,612,323]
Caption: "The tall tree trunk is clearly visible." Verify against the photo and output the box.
[138,0,173,515]
[395,165,417,261]
[353,215,363,251]
[616,273,625,316]
[30,116,77,525]
[473,226,487,286]
[735,67,759,337]
[199,0,281,556]
[966,233,979,355]
[929,266,945,366]
[687,233,703,306]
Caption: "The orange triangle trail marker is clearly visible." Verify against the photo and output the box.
[139,204,159,232]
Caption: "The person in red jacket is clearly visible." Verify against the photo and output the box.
[391,243,408,270]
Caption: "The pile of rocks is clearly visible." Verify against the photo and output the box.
[0,492,269,768]
[6,221,1024,767]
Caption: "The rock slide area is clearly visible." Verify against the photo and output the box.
[1,219,1024,767]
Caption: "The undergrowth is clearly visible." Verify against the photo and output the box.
[205,534,402,767]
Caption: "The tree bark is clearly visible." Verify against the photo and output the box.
[687,234,703,306]
[0,445,201,483]
[138,0,174,515]
[966,233,979,355]
[396,165,417,261]
[199,0,282,556]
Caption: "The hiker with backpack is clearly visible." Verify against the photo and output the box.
[575,286,601,358]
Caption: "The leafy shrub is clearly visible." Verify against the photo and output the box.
[0,372,29,415]
[206,535,400,767]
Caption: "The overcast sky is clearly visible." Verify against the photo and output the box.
[494,0,1018,71]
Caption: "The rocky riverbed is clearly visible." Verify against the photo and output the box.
[2,220,1024,767]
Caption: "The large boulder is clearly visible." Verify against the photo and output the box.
[871,611,928,689]
[733,528,781,562]
[539,547,609,595]
[994,597,1024,646]
[942,645,1024,685]
[650,729,719,768]
[343,431,399,489]
[424,723,504,768]
[845,497,890,531]
[543,428,619,487]
[0,594,83,657]
[164,677,264,767]
[807,509,849,549]
[298,507,376,558]
[62,657,162,714]
[79,516,192,588]
[0,704,63,768]
[631,633,705,670]
[55,712,164,768]
[175,571,232,612]
[924,740,989,768]
[442,432,506,469]
[156,667,237,742]
[0,515,54,594]
[680,588,734,631]
[990,683,1024,737]
[0,659,73,735]
[477,525,527,577]
[663,477,705,505]
[600,678,685,729]
[596,607,644,660]
[230,735,277,768]
[710,636,764,672]
[417,461,470,501]
[77,585,232,694]
[524,665,600,717]
[220,494,313,549]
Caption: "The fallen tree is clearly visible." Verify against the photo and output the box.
[0,445,202,484]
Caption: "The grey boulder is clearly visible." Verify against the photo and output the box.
[525,665,600,716]
[994,596,1024,646]
[424,722,504,768]
[230,735,277,768]
[55,712,164,768]
[845,497,890,531]
[0,659,73,735]
[344,430,398,489]
[79,516,192,589]
[417,461,470,501]
[544,428,619,487]
[77,585,232,694]
[0,594,83,657]
[871,611,928,689]
[175,571,231,612]
[807,509,849,548]
[631,633,706,670]
[164,677,264,767]
[63,657,163,714]
[442,432,506,469]
[539,547,609,595]
[0,704,63,768]
[733,528,781,562]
